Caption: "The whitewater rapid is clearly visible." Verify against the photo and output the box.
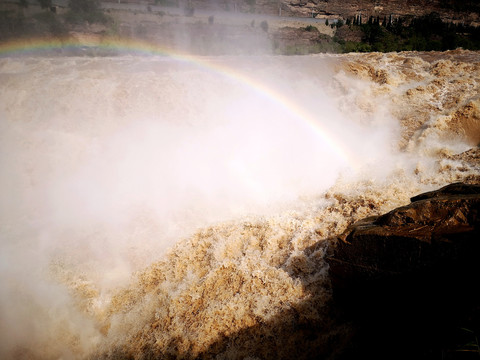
[0,51,479,359]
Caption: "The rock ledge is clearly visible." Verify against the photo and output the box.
[325,182,480,359]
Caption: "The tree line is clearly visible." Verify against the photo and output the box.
[336,12,480,52]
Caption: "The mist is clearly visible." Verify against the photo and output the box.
[0,54,404,358]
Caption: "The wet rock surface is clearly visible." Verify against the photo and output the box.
[326,182,480,359]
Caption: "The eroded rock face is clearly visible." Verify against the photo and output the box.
[283,0,479,25]
[327,182,480,288]
[326,182,480,359]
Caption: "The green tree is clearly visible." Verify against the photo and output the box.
[66,0,108,24]
[69,0,100,14]
[246,0,255,13]
[37,0,52,9]
[304,25,318,32]
[260,20,268,32]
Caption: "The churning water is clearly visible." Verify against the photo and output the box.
[0,50,479,359]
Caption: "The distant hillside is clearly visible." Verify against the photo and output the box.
[106,0,480,25]
[2,0,480,54]
[279,0,480,24]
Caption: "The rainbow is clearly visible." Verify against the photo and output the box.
[0,36,356,168]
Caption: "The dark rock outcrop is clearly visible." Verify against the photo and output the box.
[327,182,480,290]
[326,182,480,359]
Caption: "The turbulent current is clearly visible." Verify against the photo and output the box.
[0,50,479,359]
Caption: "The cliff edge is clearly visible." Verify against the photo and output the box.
[326,182,480,359]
